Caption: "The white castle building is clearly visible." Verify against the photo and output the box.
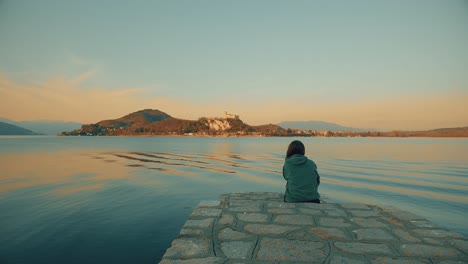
[224,111,239,120]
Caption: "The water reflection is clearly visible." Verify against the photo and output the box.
[0,151,135,193]
[323,164,468,191]
[2,142,466,204]
[52,183,105,196]
[122,151,283,181]
[325,178,468,203]
[1,136,468,264]
[0,147,286,195]
[112,152,237,174]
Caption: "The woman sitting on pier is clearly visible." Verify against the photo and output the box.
[283,140,321,203]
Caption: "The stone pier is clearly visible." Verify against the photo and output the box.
[160,192,467,263]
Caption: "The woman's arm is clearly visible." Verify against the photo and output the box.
[282,165,287,180]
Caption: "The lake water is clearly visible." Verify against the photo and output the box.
[1,136,467,263]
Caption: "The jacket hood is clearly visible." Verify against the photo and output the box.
[285,154,308,165]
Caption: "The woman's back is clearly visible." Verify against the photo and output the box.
[283,154,320,202]
[282,140,320,203]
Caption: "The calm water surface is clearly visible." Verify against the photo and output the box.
[1,136,467,263]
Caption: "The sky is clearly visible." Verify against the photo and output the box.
[0,0,467,130]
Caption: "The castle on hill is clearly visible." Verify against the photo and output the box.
[224,111,239,120]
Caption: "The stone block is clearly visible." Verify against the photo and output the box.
[351,218,387,228]
[160,256,225,264]
[230,193,248,198]
[268,208,295,214]
[297,203,320,209]
[434,261,468,264]
[329,255,368,264]
[297,203,339,209]
[299,208,322,215]
[422,237,443,245]
[198,200,221,207]
[274,214,315,225]
[334,242,393,255]
[410,220,437,228]
[184,218,214,229]
[450,239,468,253]
[191,208,222,217]
[266,201,295,208]
[316,203,340,209]
[318,218,352,228]
[255,238,326,262]
[352,228,396,241]
[341,203,371,210]
[382,217,406,227]
[349,209,381,217]
[218,194,229,203]
[237,213,268,223]
[411,229,462,238]
[385,209,424,221]
[229,200,262,207]
[253,192,282,199]
[236,193,278,200]
[310,227,350,239]
[228,205,262,212]
[285,230,313,240]
[325,209,348,217]
[243,224,299,235]
[370,257,430,264]
[218,213,235,225]
[220,241,255,259]
[218,228,253,240]
[162,238,211,259]
[400,244,464,258]
[180,229,204,236]
[392,229,421,242]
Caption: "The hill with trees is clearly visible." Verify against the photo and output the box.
[60,109,283,136]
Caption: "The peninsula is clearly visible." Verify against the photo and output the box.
[59,109,468,137]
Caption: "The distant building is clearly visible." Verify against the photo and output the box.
[319,131,329,136]
[224,111,239,120]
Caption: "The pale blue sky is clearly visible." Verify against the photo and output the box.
[1,0,467,129]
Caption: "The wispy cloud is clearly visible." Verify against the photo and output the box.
[73,70,96,84]
[0,71,219,123]
[0,71,466,130]
[0,72,149,122]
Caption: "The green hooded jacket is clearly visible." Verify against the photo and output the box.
[283,154,320,202]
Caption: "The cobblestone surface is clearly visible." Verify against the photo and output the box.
[160,192,468,263]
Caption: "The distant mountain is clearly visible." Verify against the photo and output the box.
[0,118,82,135]
[279,120,369,132]
[391,126,468,137]
[425,126,468,133]
[0,121,42,135]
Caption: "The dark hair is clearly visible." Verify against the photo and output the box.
[286,140,305,158]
